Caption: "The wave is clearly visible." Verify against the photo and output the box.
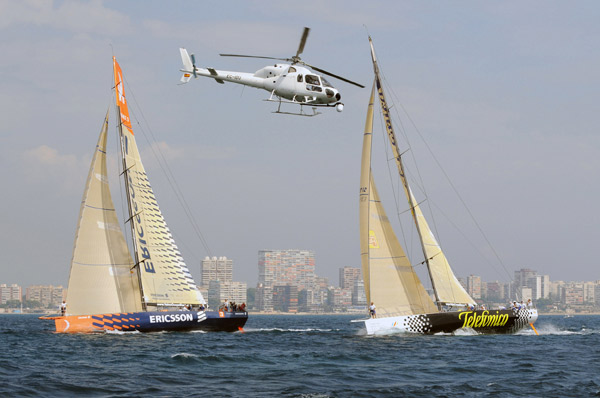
[171,352,199,360]
[103,329,141,335]
[521,322,599,336]
[242,327,339,333]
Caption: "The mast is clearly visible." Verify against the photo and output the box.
[113,58,147,311]
[368,37,442,310]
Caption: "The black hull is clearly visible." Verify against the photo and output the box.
[362,308,537,335]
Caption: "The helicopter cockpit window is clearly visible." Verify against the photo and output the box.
[305,75,320,85]
[297,74,303,83]
[321,77,333,88]
[288,66,297,73]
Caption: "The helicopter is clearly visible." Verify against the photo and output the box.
[179,27,364,116]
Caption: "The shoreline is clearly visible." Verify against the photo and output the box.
[3,310,600,316]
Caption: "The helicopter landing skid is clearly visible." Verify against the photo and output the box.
[266,98,323,117]
[273,105,321,117]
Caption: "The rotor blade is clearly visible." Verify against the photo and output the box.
[219,54,289,62]
[295,27,310,58]
[190,53,197,77]
[304,63,365,88]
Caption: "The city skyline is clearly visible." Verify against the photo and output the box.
[3,265,600,312]
[2,248,599,291]
[2,2,600,289]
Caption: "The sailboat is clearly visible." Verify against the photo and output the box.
[355,37,537,335]
[40,57,247,333]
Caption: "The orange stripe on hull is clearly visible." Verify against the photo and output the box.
[54,315,101,333]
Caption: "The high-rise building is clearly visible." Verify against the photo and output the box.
[330,287,352,310]
[583,282,596,304]
[201,256,233,286]
[339,267,362,290]
[0,284,22,305]
[26,285,64,308]
[563,283,584,305]
[255,283,273,312]
[352,279,367,306]
[257,249,316,311]
[273,285,298,313]
[513,268,537,298]
[467,275,481,300]
[485,281,506,302]
[595,283,600,306]
[515,286,533,303]
[540,275,551,299]
[208,280,247,309]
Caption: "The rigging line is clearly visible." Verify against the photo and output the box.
[122,78,213,259]
[378,72,472,301]
[381,73,512,291]
[381,75,445,256]
[379,72,440,238]
[391,88,512,282]
[375,100,413,260]
[426,195,506,281]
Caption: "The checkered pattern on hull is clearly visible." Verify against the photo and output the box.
[510,308,535,332]
[402,314,433,333]
[92,313,142,331]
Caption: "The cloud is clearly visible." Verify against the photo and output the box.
[0,0,131,35]
[141,19,310,54]
[22,144,88,194]
[139,140,238,171]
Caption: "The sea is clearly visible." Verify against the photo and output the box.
[1,314,599,397]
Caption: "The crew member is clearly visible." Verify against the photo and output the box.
[369,302,376,318]
[60,300,67,316]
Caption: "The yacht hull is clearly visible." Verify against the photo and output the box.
[42,310,248,333]
[359,308,537,335]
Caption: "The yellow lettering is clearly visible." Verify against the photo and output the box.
[489,314,498,326]
[459,311,471,328]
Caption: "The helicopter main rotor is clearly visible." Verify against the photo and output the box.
[219,27,364,88]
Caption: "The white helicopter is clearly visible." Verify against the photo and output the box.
[179,27,364,116]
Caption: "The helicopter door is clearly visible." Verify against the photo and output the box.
[305,74,322,93]
[293,74,308,102]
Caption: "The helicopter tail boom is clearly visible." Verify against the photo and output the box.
[179,48,194,83]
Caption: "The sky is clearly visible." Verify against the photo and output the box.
[1,0,599,290]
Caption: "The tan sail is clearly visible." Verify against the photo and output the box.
[360,84,438,317]
[65,111,143,315]
[113,57,204,306]
[359,84,376,303]
[409,188,475,305]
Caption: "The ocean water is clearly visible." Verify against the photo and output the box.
[1,314,599,397]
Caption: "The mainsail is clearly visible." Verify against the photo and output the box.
[360,85,438,317]
[113,57,204,307]
[367,37,475,308]
[65,111,143,315]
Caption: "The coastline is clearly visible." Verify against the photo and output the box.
[3,310,600,316]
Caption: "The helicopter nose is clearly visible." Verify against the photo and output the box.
[336,92,341,101]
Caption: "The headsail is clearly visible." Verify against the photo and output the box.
[409,188,475,305]
[113,57,204,307]
[65,111,143,315]
[360,84,438,317]
[368,37,475,308]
